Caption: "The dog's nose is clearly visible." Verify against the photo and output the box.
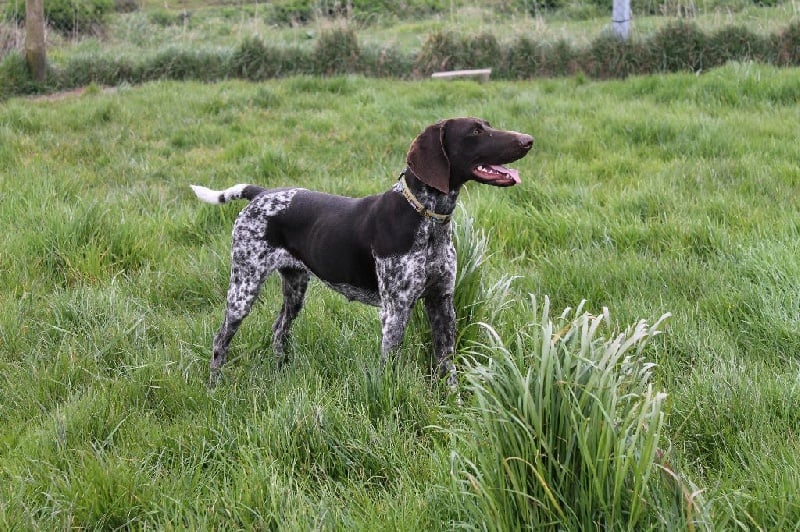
[518,134,534,149]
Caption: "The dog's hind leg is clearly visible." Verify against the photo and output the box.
[272,267,310,366]
[209,240,274,385]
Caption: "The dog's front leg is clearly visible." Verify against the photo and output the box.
[423,291,457,388]
[375,253,426,366]
[379,299,414,365]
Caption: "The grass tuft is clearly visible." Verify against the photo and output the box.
[448,297,704,528]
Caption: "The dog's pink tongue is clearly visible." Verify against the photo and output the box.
[489,165,521,184]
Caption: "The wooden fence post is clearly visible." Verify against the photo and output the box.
[25,0,47,82]
[612,0,631,40]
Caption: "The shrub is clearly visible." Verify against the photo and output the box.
[313,27,360,75]
[230,36,275,80]
[583,31,642,78]
[465,33,501,69]
[646,20,707,72]
[499,36,545,79]
[415,31,500,75]
[5,0,114,35]
[414,30,457,74]
[770,21,800,67]
[58,52,139,88]
[447,297,705,528]
[230,36,313,80]
[359,44,414,78]
[705,25,768,66]
[1,51,30,97]
[538,38,579,77]
[142,47,230,82]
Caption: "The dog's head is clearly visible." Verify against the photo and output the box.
[406,117,534,194]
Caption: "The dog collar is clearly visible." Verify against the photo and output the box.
[399,173,451,224]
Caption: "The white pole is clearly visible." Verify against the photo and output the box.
[612,0,631,40]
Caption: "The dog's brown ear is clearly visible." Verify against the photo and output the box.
[406,120,451,193]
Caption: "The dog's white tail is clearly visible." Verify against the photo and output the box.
[190,184,254,204]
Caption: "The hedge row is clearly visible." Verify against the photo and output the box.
[2,21,799,98]
[420,21,800,78]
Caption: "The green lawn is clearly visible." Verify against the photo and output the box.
[1,66,799,527]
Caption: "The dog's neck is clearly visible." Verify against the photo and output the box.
[396,168,460,223]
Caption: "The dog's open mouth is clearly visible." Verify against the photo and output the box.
[473,164,522,186]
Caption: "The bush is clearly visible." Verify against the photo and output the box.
[538,38,579,77]
[447,298,705,528]
[0,51,39,98]
[415,31,500,75]
[646,20,707,72]
[359,44,414,78]
[5,0,114,35]
[142,47,230,82]
[466,33,502,69]
[230,36,313,80]
[582,31,642,78]
[58,52,139,87]
[313,27,360,75]
[230,36,272,80]
[499,36,545,78]
[705,25,768,66]
[414,30,457,74]
[770,21,800,67]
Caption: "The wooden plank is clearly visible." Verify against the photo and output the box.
[431,68,492,82]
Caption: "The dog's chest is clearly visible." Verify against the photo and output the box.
[416,220,453,267]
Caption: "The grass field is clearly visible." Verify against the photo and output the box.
[1,65,799,527]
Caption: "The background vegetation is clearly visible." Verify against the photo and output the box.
[1,64,799,527]
[1,0,799,98]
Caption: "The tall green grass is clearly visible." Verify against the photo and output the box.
[448,299,695,528]
[1,67,799,526]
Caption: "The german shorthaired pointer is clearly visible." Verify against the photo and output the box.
[191,117,533,386]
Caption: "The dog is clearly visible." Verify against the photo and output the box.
[191,117,533,386]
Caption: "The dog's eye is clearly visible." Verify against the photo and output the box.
[471,128,481,136]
